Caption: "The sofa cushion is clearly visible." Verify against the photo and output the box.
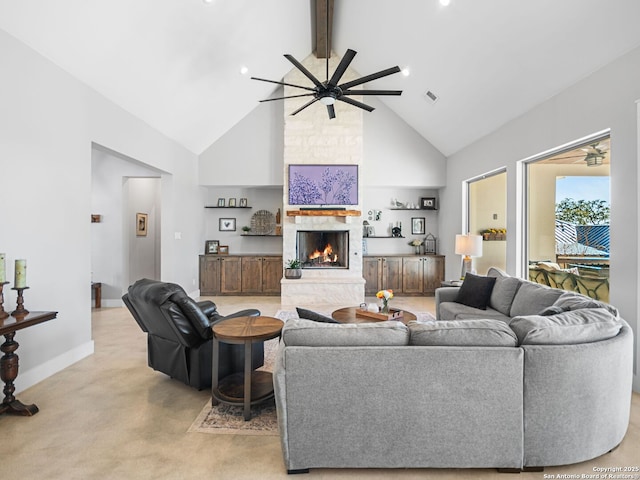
[510,308,622,345]
[509,281,564,317]
[281,318,409,347]
[489,276,522,316]
[455,273,496,310]
[295,307,339,324]
[439,302,511,323]
[540,291,619,318]
[409,319,517,347]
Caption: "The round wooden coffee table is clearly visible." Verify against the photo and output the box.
[331,306,416,324]
[211,315,283,421]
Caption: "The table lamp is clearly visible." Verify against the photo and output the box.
[455,234,483,279]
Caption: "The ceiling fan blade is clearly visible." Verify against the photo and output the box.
[284,54,324,89]
[259,93,315,103]
[291,98,319,116]
[251,76,316,92]
[337,96,375,112]
[549,155,586,161]
[327,104,336,119]
[328,49,357,87]
[343,89,402,96]
[338,66,401,91]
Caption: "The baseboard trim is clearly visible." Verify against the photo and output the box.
[15,340,95,394]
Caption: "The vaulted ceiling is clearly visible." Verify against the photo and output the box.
[1,0,640,156]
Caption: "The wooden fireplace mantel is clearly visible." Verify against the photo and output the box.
[286,210,361,217]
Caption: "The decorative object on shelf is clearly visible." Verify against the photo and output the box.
[239,198,248,208]
[275,225,282,236]
[481,228,506,240]
[250,210,276,235]
[421,197,437,210]
[14,259,27,289]
[228,198,236,207]
[409,239,424,255]
[217,198,225,207]
[367,209,382,221]
[218,245,229,255]
[376,289,394,313]
[11,286,30,317]
[205,240,220,254]
[363,221,375,237]
[0,253,5,284]
[411,217,426,235]
[91,214,101,223]
[455,233,483,279]
[219,218,236,232]
[136,213,148,237]
[241,226,251,234]
[275,208,281,224]
[391,222,402,237]
[0,281,9,320]
[424,233,437,254]
[284,259,302,279]
[288,164,358,206]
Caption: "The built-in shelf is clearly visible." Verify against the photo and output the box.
[286,209,361,217]
[241,234,282,237]
[365,236,406,239]
[389,208,437,211]
[205,206,252,209]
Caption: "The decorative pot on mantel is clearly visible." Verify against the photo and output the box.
[284,268,302,280]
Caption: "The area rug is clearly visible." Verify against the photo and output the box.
[188,309,435,435]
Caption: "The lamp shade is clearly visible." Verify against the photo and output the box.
[455,234,483,257]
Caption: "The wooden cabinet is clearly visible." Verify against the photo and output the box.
[199,255,282,296]
[402,255,446,294]
[364,255,445,296]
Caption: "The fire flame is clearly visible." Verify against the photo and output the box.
[309,243,338,263]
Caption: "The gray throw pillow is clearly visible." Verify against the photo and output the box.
[489,276,521,316]
[510,308,622,345]
[455,273,496,310]
[296,307,339,324]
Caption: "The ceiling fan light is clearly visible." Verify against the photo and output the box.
[319,96,336,106]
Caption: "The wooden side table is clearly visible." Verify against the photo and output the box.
[211,316,283,421]
[0,311,57,416]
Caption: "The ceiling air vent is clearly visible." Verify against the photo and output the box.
[424,90,439,104]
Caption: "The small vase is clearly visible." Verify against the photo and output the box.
[381,301,389,313]
[414,246,421,255]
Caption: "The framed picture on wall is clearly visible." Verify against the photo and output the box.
[239,198,248,207]
[217,198,225,207]
[219,218,236,231]
[411,217,426,235]
[228,198,237,207]
[218,245,229,254]
[136,213,148,236]
[421,197,437,210]
[205,240,219,254]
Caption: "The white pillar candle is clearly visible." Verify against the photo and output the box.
[0,253,5,283]
[14,259,27,288]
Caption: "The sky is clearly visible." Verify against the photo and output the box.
[556,176,610,203]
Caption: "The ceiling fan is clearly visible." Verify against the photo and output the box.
[250,48,402,119]
[548,141,609,167]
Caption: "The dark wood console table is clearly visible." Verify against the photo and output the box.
[0,311,57,416]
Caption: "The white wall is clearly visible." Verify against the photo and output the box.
[439,45,640,391]
[0,29,201,393]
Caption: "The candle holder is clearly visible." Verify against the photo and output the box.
[10,286,29,318]
[0,282,9,320]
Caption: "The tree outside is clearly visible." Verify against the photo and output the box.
[555,198,610,225]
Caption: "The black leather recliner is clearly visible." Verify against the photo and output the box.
[122,278,263,390]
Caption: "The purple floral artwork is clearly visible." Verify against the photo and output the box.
[288,165,358,205]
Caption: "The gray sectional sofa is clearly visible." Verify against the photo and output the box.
[272,267,633,474]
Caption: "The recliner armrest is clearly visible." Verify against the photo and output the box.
[197,300,218,318]
[212,309,261,322]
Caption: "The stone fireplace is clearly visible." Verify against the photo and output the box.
[280,53,365,306]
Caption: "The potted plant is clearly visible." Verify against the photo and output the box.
[241,226,251,235]
[284,259,302,279]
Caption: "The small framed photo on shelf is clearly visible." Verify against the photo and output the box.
[411,217,426,235]
[228,198,236,207]
[205,240,220,254]
[218,245,229,255]
[421,197,437,210]
[217,198,225,207]
[239,198,248,207]
[219,218,236,231]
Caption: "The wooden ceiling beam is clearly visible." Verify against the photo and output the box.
[315,0,334,59]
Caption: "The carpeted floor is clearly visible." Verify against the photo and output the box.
[188,310,436,435]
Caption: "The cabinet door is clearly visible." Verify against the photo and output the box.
[241,256,263,293]
[423,256,445,294]
[220,257,242,294]
[363,257,381,295]
[382,257,403,293]
[199,256,221,295]
[262,257,283,294]
[402,257,424,294]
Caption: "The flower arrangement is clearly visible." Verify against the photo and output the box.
[481,228,506,240]
[408,239,423,247]
[376,289,394,313]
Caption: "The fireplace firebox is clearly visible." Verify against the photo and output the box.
[297,230,349,269]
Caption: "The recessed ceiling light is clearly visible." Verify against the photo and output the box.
[202,0,214,4]
[240,66,249,75]
[401,67,411,77]
[439,0,451,6]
